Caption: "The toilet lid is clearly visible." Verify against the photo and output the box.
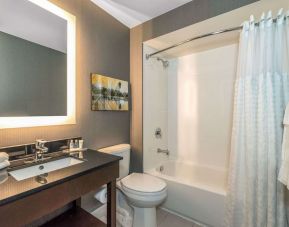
[120,173,166,193]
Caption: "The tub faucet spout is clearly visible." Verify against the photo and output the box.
[157,148,170,156]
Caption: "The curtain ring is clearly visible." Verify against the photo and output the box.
[266,11,273,27]
[277,8,284,18]
[259,12,265,28]
[242,21,250,32]
[249,15,255,30]
[277,8,284,25]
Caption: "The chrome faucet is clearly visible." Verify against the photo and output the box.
[35,139,48,162]
[157,148,170,156]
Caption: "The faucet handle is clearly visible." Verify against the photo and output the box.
[36,139,47,147]
[34,140,48,162]
[35,139,48,153]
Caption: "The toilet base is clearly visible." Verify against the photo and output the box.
[132,206,157,227]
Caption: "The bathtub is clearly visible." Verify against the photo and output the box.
[146,160,227,227]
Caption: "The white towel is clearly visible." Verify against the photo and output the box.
[278,104,289,188]
[117,206,133,227]
[94,187,107,203]
[0,152,8,163]
[0,160,10,170]
[0,170,8,184]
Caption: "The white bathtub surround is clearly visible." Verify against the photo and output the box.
[167,44,238,170]
[143,45,169,171]
[279,104,289,187]
[146,160,227,226]
[144,43,238,170]
[226,11,289,227]
[143,41,237,226]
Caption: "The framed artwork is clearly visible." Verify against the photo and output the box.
[91,74,129,111]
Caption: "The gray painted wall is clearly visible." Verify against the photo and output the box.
[0,0,130,154]
[142,0,259,41]
[130,0,259,172]
[0,31,67,116]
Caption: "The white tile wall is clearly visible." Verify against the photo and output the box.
[144,43,238,172]
[168,44,238,170]
[143,45,169,171]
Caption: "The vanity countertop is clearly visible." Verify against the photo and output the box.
[0,149,121,206]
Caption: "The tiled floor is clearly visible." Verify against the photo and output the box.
[83,192,206,227]
[157,209,205,227]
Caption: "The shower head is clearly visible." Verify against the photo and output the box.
[157,57,169,68]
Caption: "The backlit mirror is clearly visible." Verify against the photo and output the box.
[0,0,76,128]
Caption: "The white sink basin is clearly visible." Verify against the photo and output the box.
[9,157,84,181]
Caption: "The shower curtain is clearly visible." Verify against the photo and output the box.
[225,10,289,227]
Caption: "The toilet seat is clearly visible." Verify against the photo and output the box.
[120,173,166,194]
[121,183,167,197]
[119,173,167,209]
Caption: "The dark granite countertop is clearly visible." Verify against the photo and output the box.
[0,149,121,206]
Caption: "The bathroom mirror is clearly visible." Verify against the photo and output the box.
[0,0,76,128]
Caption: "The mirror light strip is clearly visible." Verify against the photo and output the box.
[0,0,76,129]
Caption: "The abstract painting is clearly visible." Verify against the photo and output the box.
[91,74,129,111]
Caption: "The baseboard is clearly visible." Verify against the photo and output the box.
[159,206,209,227]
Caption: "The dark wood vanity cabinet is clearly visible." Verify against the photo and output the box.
[0,161,119,227]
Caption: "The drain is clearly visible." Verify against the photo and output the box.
[35,174,48,184]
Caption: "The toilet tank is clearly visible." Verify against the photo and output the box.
[98,144,130,179]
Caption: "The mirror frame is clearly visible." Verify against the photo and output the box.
[0,0,76,129]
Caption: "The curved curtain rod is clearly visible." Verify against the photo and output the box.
[146,16,287,59]
[145,26,242,59]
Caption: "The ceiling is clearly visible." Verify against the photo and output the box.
[91,0,192,28]
[0,0,67,53]
[144,0,287,59]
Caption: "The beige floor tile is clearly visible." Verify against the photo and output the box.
[157,208,168,225]
[157,210,194,227]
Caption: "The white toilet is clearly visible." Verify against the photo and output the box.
[99,144,167,227]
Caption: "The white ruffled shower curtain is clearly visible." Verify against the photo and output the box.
[225,10,289,227]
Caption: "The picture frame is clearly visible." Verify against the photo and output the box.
[91,74,129,111]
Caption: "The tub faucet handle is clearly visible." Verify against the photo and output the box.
[157,148,169,156]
